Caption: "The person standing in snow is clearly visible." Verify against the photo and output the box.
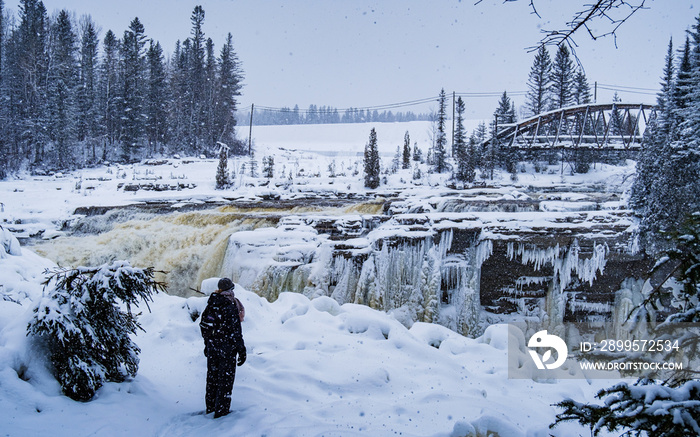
[199,278,246,418]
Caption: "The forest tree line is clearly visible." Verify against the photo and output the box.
[0,1,244,178]
[239,105,432,126]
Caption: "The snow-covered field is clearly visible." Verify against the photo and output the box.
[0,121,633,436]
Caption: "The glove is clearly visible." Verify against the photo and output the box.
[237,347,247,366]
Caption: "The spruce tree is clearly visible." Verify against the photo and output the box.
[525,45,552,116]
[27,262,165,401]
[550,44,574,109]
[453,97,474,182]
[17,0,49,166]
[364,128,380,189]
[432,89,448,173]
[492,91,517,174]
[119,18,147,162]
[215,33,243,155]
[47,10,78,170]
[262,155,274,178]
[630,38,675,220]
[77,17,100,163]
[573,68,591,105]
[145,40,168,156]
[215,143,230,189]
[98,30,120,161]
[402,131,411,169]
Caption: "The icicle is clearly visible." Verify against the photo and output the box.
[476,239,493,267]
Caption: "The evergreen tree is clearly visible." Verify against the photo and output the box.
[573,68,591,105]
[673,36,693,120]
[609,92,623,136]
[262,155,274,178]
[412,143,422,162]
[630,38,675,220]
[203,38,217,148]
[77,17,100,163]
[402,131,411,169]
[46,10,78,169]
[27,261,165,401]
[145,40,168,156]
[119,18,147,162]
[215,143,229,189]
[0,0,6,178]
[453,97,474,182]
[432,89,448,173]
[550,44,574,109]
[214,33,243,154]
[16,0,49,166]
[525,45,552,116]
[98,30,120,161]
[492,91,517,174]
[186,6,207,153]
[364,128,380,189]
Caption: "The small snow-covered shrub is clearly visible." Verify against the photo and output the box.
[27,261,166,401]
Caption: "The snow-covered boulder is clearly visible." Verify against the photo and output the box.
[0,226,21,258]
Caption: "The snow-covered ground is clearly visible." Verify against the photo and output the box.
[0,121,634,436]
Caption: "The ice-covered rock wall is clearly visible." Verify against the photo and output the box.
[218,202,648,337]
[219,216,488,336]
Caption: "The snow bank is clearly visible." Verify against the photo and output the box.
[0,245,611,436]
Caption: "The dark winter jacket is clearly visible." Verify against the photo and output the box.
[200,292,246,358]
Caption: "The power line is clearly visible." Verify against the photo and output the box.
[597,86,658,96]
[250,91,528,114]
[597,83,659,92]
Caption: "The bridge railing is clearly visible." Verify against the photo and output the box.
[483,103,656,150]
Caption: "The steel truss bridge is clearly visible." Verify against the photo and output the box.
[484,103,657,150]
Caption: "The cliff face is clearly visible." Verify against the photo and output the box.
[219,190,648,337]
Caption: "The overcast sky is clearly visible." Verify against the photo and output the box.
[28,0,698,119]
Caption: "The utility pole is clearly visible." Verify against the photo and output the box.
[594,82,597,103]
[248,103,254,156]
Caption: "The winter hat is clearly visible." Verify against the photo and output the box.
[217,278,235,292]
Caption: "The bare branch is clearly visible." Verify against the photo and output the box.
[520,0,648,53]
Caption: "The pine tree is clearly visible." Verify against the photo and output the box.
[46,10,78,169]
[550,44,574,109]
[262,155,274,178]
[215,143,229,189]
[673,36,693,120]
[77,17,100,163]
[609,92,623,136]
[119,18,147,162]
[0,0,6,178]
[364,128,380,189]
[98,30,120,161]
[432,89,448,173]
[186,6,207,153]
[573,68,592,105]
[453,97,474,182]
[630,38,675,220]
[525,45,552,116]
[492,91,517,174]
[27,262,165,401]
[402,131,411,169]
[215,33,243,155]
[412,143,422,162]
[145,40,168,156]
[16,0,50,166]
